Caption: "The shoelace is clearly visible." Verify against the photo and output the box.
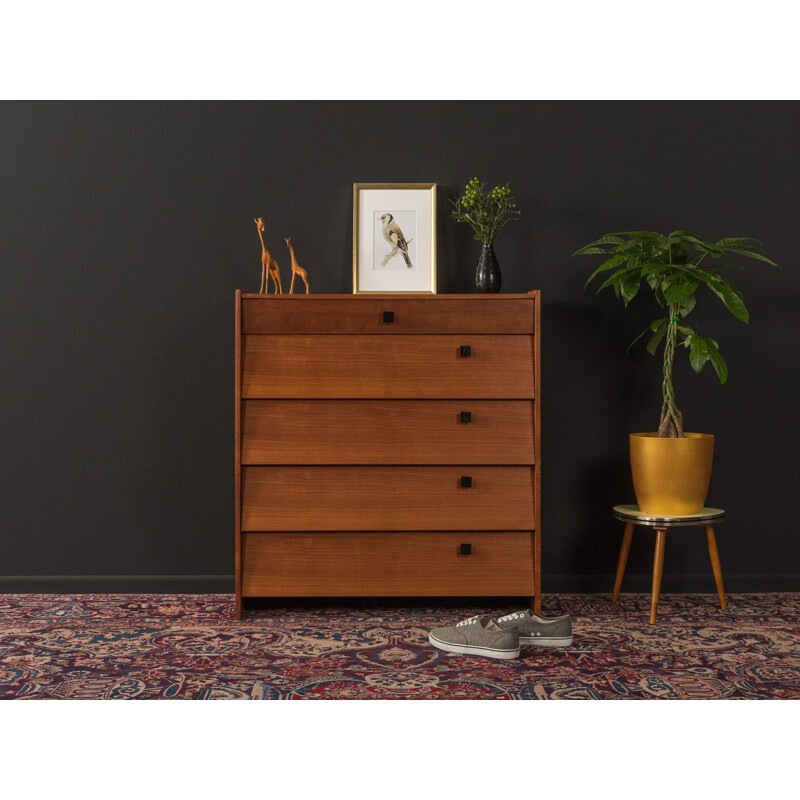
[498,612,528,622]
[455,615,482,628]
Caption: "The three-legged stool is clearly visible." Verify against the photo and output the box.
[611,504,728,624]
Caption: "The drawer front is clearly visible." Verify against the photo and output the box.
[242,297,534,335]
[241,335,534,399]
[241,400,535,465]
[241,466,534,531]
[241,531,535,596]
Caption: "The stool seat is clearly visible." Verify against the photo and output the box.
[611,504,727,624]
[613,504,725,526]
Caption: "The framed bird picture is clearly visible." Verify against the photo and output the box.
[353,183,437,293]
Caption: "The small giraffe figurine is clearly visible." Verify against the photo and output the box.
[284,237,310,294]
[254,217,282,294]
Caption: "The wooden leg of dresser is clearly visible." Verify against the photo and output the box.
[532,529,541,613]
[235,594,243,620]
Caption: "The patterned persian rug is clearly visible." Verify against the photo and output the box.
[1,593,798,699]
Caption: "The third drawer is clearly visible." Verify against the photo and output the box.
[240,465,535,531]
[241,400,534,464]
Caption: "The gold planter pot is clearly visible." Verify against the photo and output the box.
[629,432,714,515]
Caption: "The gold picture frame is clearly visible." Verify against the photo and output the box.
[353,183,437,294]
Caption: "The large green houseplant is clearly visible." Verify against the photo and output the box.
[575,230,778,513]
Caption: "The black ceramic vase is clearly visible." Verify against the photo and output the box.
[475,243,502,293]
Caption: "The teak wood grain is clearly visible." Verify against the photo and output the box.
[234,291,541,616]
[532,291,542,613]
[241,531,536,596]
[241,335,534,399]
[241,466,535,531]
[242,297,535,335]
[234,290,242,619]
[241,399,535,464]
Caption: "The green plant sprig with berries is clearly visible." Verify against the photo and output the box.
[451,177,521,245]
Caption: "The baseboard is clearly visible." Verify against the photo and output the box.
[0,575,235,593]
[1,573,798,595]
[544,573,800,593]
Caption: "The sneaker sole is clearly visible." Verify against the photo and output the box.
[428,632,520,660]
[519,636,573,647]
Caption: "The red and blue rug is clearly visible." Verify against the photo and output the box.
[1,593,797,699]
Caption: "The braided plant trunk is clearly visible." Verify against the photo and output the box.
[657,304,685,438]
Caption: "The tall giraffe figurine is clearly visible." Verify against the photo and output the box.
[254,217,282,294]
[284,237,311,294]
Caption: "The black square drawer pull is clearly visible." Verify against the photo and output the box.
[460,543,472,556]
[382,311,394,323]
[459,345,471,358]
[460,411,472,424]
[460,475,472,488]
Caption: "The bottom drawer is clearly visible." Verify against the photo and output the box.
[241,531,535,597]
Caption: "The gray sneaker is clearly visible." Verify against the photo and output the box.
[495,610,573,647]
[428,614,520,660]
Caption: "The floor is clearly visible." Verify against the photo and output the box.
[1,593,798,699]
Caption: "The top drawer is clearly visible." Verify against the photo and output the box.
[241,296,534,335]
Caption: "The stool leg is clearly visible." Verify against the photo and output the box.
[612,522,635,602]
[650,527,667,624]
[705,524,728,610]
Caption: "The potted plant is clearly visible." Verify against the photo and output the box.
[576,230,778,514]
[451,177,520,293]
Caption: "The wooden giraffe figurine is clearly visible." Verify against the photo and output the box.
[254,217,282,294]
[284,237,310,294]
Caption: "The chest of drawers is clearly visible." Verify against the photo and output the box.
[234,292,541,618]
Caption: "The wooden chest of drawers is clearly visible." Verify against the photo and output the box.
[234,292,541,618]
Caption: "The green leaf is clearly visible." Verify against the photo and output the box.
[705,339,728,385]
[646,273,667,307]
[620,270,641,306]
[628,323,655,353]
[678,294,696,317]
[573,246,610,255]
[724,247,779,267]
[596,264,640,292]
[689,336,710,373]
[584,254,627,288]
[716,237,763,247]
[576,234,630,251]
[646,321,667,355]
[704,279,750,323]
[640,262,671,276]
[605,231,662,238]
[676,266,749,322]
[593,235,630,246]
[664,279,699,305]
[668,230,725,258]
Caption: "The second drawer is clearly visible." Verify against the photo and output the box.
[241,466,535,531]
[241,335,534,399]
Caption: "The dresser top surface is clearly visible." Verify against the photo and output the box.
[240,292,538,300]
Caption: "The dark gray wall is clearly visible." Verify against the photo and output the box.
[1,101,798,593]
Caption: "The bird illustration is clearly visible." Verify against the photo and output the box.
[380,213,413,269]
